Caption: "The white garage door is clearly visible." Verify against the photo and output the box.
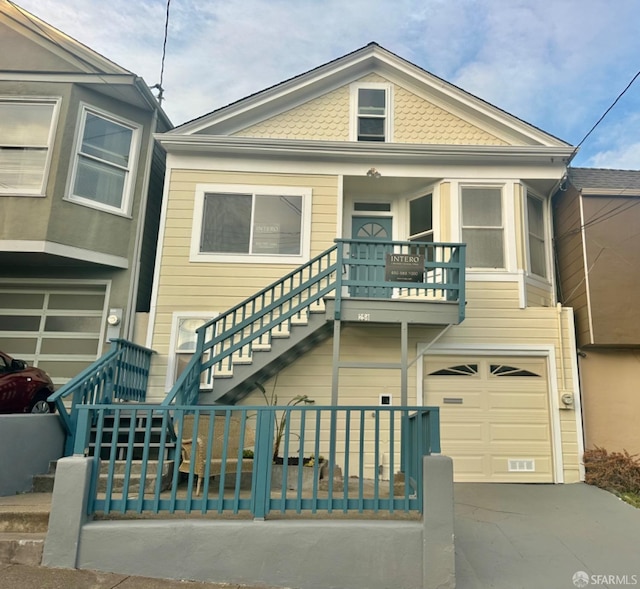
[0,283,107,388]
[424,356,554,482]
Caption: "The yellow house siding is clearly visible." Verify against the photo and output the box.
[466,280,521,310]
[233,303,580,482]
[234,86,351,140]
[233,74,509,145]
[439,182,451,241]
[393,84,508,145]
[146,169,339,397]
[526,281,554,307]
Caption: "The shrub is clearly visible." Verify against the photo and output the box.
[583,446,640,495]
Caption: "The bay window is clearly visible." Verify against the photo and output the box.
[0,99,58,195]
[527,192,547,278]
[461,186,504,268]
[68,106,140,214]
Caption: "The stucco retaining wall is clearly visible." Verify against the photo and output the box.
[0,414,64,496]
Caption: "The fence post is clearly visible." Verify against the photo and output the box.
[252,409,274,520]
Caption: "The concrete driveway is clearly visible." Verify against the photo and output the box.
[454,483,640,589]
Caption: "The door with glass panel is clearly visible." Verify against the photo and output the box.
[350,215,392,298]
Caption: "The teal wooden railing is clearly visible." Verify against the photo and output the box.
[48,339,155,455]
[163,239,465,406]
[76,404,440,517]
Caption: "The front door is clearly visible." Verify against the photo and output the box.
[350,216,392,297]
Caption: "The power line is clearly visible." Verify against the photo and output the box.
[568,68,640,163]
[152,0,171,105]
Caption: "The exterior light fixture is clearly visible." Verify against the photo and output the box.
[366,167,381,178]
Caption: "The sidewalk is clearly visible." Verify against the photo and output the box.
[0,563,284,589]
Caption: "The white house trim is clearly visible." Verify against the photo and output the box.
[0,240,128,268]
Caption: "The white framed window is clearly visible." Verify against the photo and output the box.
[526,191,547,278]
[350,83,392,142]
[166,312,217,391]
[191,184,312,264]
[66,104,140,215]
[0,98,59,196]
[409,193,433,242]
[461,186,505,269]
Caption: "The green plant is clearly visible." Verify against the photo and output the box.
[242,449,254,459]
[583,446,640,501]
[255,380,314,462]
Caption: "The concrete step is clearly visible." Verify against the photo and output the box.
[0,493,51,566]
[0,532,46,566]
[32,460,175,494]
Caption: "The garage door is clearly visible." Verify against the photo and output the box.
[0,283,107,388]
[424,356,553,482]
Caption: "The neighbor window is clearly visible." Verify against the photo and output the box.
[0,99,58,195]
[192,184,311,263]
[351,84,391,142]
[461,187,504,268]
[409,193,433,242]
[68,106,140,214]
[527,193,547,278]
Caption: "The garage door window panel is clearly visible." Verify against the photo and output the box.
[428,364,478,376]
[490,364,541,377]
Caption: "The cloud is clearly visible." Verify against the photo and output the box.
[12,0,640,170]
[587,143,640,169]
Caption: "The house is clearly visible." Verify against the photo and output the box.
[143,42,584,484]
[0,0,172,389]
[553,167,640,456]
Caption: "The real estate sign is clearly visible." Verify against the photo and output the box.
[384,253,424,282]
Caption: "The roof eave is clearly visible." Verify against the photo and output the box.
[156,135,574,165]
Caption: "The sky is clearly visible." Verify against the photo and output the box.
[13,0,640,169]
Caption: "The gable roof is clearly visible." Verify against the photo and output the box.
[169,42,570,150]
[0,0,171,128]
[569,167,640,192]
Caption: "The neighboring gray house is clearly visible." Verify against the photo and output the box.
[0,1,171,388]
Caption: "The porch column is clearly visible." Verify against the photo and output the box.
[331,319,341,405]
[401,320,408,406]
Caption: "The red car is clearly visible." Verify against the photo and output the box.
[0,351,55,414]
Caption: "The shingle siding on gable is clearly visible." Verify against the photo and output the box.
[233,74,508,145]
[233,86,351,140]
[393,84,507,145]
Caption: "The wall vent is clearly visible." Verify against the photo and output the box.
[508,459,535,472]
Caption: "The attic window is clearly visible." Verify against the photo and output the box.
[351,83,392,142]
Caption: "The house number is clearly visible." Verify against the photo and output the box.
[357,313,371,321]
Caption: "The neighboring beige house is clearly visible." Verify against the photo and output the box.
[145,43,584,484]
[554,167,640,456]
[0,1,171,388]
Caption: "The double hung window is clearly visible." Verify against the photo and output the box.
[68,106,140,214]
[409,193,433,242]
[0,99,58,195]
[461,187,504,268]
[168,313,216,390]
[351,83,391,142]
[527,193,547,278]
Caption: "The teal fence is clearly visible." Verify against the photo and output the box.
[164,239,465,406]
[48,339,155,455]
[75,404,440,518]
